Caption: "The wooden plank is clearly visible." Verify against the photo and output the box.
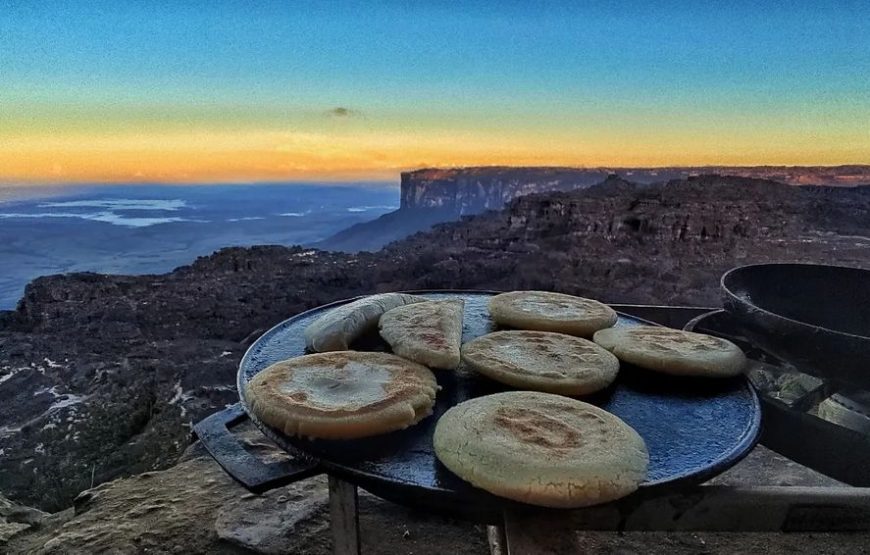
[487,525,508,555]
[328,476,361,555]
[501,486,870,554]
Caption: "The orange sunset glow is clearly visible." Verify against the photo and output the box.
[3,125,869,184]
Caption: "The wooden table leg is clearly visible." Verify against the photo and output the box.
[328,475,361,555]
[487,525,508,555]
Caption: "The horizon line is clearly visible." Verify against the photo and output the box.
[4,163,870,187]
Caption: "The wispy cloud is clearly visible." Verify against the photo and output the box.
[325,107,359,118]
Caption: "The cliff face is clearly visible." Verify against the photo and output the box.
[399,167,610,214]
[0,247,383,512]
[399,166,870,215]
[321,167,611,252]
[322,165,870,253]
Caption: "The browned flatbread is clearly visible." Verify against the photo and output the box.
[379,299,465,369]
[433,391,649,508]
[489,291,617,337]
[245,351,438,439]
[593,326,746,377]
[461,330,619,395]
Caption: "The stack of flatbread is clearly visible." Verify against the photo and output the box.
[456,291,621,395]
[303,293,423,352]
[429,289,746,507]
[463,290,746,390]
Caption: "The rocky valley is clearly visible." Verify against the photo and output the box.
[2,170,870,552]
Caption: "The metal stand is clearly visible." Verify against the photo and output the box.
[329,476,361,555]
[490,485,870,554]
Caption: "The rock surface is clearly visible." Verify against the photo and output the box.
[6,424,488,554]
[379,175,870,306]
[1,174,869,514]
[0,493,47,546]
[213,483,329,554]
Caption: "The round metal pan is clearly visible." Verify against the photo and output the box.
[722,263,870,389]
[238,291,761,522]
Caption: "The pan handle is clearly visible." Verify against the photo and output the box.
[193,403,321,493]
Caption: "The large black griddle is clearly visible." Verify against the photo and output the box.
[235,291,760,522]
[722,263,870,389]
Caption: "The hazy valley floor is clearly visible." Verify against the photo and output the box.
[0,184,398,309]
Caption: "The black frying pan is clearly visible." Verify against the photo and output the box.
[721,264,870,389]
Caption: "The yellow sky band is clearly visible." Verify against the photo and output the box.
[2,128,868,183]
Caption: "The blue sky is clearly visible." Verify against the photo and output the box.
[2,1,868,182]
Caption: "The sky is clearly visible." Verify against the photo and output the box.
[1,1,869,184]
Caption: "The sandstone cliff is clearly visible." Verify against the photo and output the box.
[320,167,612,251]
[324,165,870,253]
[399,167,613,214]
[399,165,870,214]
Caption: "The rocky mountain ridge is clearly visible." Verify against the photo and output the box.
[1,174,869,519]
[399,165,870,214]
[321,165,870,252]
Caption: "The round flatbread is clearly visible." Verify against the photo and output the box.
[593,326,746,377]
[245,351,438,439]
[489,291,617,337]
[434,391,648,508]
[461,330,619,395]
